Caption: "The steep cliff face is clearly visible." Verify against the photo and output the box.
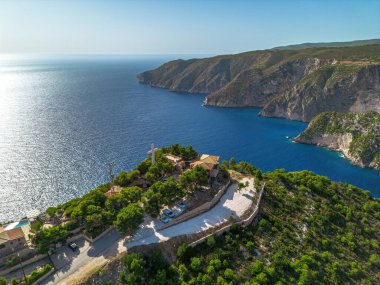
[294,112,380,170]
[138,44,380,122]
[204,58,330,107]
[260,64,380,121]
[138,52,271,94]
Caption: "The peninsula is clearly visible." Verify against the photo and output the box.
[1,145,379,285]
[294,111,380,170]
[138,40,380,122]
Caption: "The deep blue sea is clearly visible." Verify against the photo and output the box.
[0,55,379,222]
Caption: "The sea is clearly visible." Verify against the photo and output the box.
[0,55,379,222]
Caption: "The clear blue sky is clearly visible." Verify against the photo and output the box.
[1,0,379,54]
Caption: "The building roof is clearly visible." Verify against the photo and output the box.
[199,154,220,164]
[0,227,25,244]
[191,160,215,171]
[7,228,25,240]
[190,154,220,171]
[164,154,183,163]
[104,185,122,197]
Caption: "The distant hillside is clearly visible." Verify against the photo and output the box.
[138,42,380,122]
[273,39,380,50]
[294,111,380,170]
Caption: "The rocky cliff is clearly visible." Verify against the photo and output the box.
[294,111,380,170]
[138,44,380,122]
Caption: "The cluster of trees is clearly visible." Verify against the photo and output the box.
[179,166,209,194]
[101,165,379,285]
[223,157,262,179]
[33,144,208,252]
[162,144,198,161]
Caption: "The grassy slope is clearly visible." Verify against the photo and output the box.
[90,169,380,285]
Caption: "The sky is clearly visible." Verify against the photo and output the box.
[0,0,379,55]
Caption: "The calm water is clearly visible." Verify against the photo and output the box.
[0,55,379,222]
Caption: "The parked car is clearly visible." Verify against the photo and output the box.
[68,242,79,252]
[176,201,187,209]
[160,215,171,223]
[163,208,176,218]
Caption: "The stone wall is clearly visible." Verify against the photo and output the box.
[159,180,231,230]
[189,184,265,248]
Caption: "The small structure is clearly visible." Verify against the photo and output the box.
[104,185,123,197]
[164,154,185,171]
[148,143,159,165]
[0,226,30,256]
[190,154,220,179]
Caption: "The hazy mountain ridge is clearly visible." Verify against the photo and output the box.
[138,42,380,122]
[272,38,380,50]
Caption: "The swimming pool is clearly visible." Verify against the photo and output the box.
[4,219,29,230]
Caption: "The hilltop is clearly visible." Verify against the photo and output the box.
[272,38,380,50]
[84,166,380,285]
[3,145,379,285]
[294,111,380,170]
[138,42,380,122]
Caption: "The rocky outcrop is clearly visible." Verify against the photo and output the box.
[294,112,380,170]
[138,44,380,122]
[260,64,380,121]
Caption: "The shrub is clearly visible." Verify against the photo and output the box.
[25,264,52,284]
[177,243,190,261]
[206,236,216,248]
[190,257,202,272]
[46,207,57,217]
[114,203,144,233]
[5,256,20,268]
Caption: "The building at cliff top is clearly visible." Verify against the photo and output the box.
[0,225,31,257]
[104,185,123,197]
[190,154,220,178]
[164,154,185,170]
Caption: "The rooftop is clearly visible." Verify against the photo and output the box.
[104,185,123,197]
[0,227,26,245]
[164,154,183,163]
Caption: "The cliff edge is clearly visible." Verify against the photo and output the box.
[293,111,380,170]
[138,43,380,122]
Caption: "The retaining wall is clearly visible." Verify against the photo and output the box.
[159,180,231,231]
[0,254,48,276]
[30,268,55,285]
[189,184,265,248]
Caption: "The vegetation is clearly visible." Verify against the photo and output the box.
[0,264,53,285]
[140,43,380,122]
[34,225,69,253]
[22,264,52,285]
[114,203,144,233]
[32,144,201,251]
[297,111,380,169]
[179,166,209,194]
[93,165,380,285]
[162,144,198,161]
[4,256,20,268]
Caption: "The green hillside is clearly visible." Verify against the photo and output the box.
[85,164,380,285]
[139,43,380,122]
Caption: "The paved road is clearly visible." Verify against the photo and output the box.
[42,177,255,285]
